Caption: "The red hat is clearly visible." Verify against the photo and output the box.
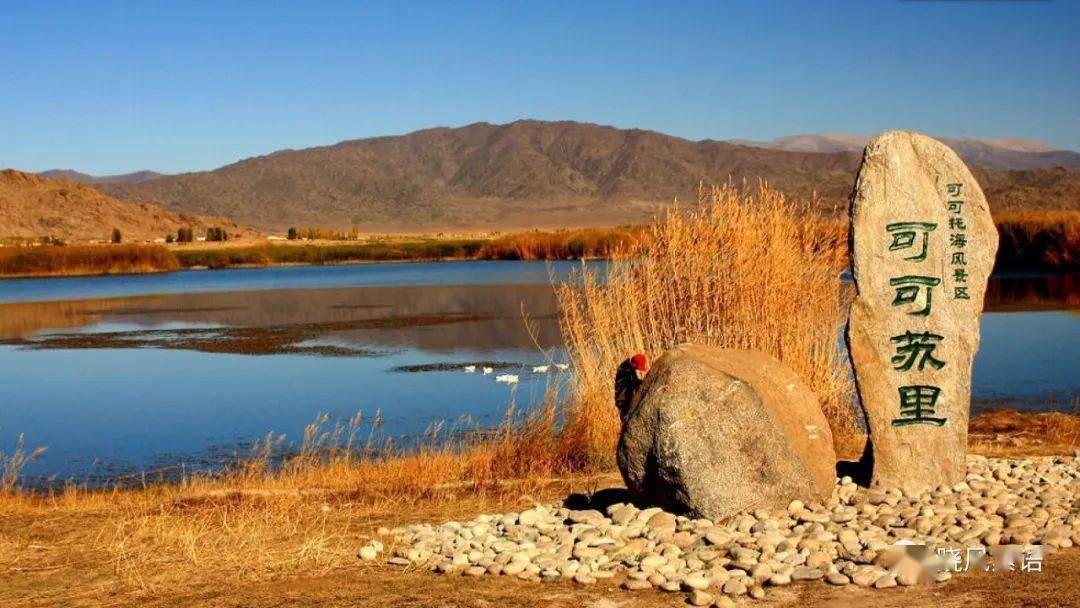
[630,353,649,371]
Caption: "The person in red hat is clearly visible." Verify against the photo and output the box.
[614,353,649,421]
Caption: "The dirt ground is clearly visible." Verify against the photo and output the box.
[3,480,1077,608]
[169,552,1080,608]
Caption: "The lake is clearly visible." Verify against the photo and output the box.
[0,262,1076,486]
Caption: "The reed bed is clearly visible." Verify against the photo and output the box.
[554,183,856,465]
[172,239,488,269]
[994,210,1079,269]
[2,211,1073,277]
[476,228,638,260]
[0,244,179,277]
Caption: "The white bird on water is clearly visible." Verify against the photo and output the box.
[463,365,476,373]
[531,365,549,373]
[554,363,570,371]
[482,367,493,375]
[495,374,519,384]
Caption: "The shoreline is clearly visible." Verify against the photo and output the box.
[0,254,482,280]
[1,411,1075,607]
[8,405,1077,493]
[1,251,1076,281]
[1,212,1076,279]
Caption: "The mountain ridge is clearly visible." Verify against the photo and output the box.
[75,120,1080,231]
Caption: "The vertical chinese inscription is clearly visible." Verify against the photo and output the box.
[847,131,998,494]
[947,183,970,300]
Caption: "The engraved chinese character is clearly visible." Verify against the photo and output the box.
[951,251,966,265]
[950,233,967,248]
[955,286,970,300]
[892,385,946,427]
[890,331,946,371]
[949,217,967,230]
[890,275,942,316]
[886,222,937,262]
[948,200,964,214]
[953,268,968,282]
[946,183,963,197]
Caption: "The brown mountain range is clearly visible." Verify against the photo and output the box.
[80,120,1080,231]
[729,134,1080,171]
[0,169,249,242]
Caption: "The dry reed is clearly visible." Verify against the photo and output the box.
[0,434,46,494]
[554,182,857,465]
[0,244,180,277]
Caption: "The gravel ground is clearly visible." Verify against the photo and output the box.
[365,455,1079,606]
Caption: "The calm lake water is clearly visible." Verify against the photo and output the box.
[0,262,1076,485]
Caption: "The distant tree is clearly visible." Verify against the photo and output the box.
[206,227,225,242]
[177,226,194,243]
[111,228,122,244]
[165,233,174,244]
[287,227,299,240]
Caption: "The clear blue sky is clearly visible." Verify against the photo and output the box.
[2,1,1078,175]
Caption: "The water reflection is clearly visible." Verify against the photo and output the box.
[983,272,1079,312]
[0,284,564,354]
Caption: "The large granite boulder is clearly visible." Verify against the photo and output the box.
[847,131,997,494]
[616,344,836,520]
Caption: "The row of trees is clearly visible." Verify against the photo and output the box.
[163,226,230,243]
[286,226,361,240]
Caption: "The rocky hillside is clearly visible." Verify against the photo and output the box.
[97,121,1080,231]
[0,169,249,242]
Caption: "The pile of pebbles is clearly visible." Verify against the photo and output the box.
[361,456,1079,605]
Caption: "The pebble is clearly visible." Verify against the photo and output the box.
[825,572,850,585]
[688,589,714,606]
[681,573,711,590]
[722,578,747,595]
[573,572,595,585]
[374,456,1080,604]
[875,573,898,589]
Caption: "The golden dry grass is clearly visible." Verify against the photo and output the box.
[0,244,180,277]
[477,227,639,260]
[0,404,607,600]
[554,182,857,464]
[994,210,1079,269]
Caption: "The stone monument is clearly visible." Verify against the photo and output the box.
[847,131,998,493]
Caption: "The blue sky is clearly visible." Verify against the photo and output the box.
[2,1,1078,175]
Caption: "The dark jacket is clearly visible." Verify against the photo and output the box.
[614,358,643,421]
